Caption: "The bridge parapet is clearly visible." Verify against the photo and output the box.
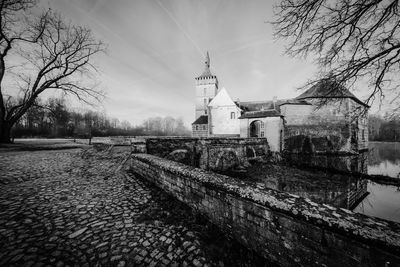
[130,153,400,267]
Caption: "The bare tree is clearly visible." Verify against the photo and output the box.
[0,1,106,143]
[273,0,400,113]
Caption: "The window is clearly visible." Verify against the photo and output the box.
[205,109,207,115]
[261,131,265,137]
[195,125,198,130]
[261,121,265,128]
[202,125,206,130]
[362,130,365,140]
[230,112,235,119]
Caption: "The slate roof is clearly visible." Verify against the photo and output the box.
[296,80,368,107]
[192,115,208,125]
[239,100,284,113]
[239,110,283,119]
[196,52,217,79]
[279,99,312,106]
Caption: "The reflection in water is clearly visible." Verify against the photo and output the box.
[221,142,400,223]
[368,142,400,178]
[227,163,369,210]
[354,182,400,223]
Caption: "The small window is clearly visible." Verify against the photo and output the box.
[261,121,265,128]
[195,125,199,130]
[205,109,207,115]
[261,131,265,137]
[202,125,206,130]
[230,112,235,119]
[362,130,365,140]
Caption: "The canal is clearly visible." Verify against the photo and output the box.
[222,141,400,223]
[354,141,400,223]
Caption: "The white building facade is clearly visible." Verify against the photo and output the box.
[191,53,367,154]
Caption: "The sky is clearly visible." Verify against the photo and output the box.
[37,0,368,127]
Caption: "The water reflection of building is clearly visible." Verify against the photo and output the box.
[287,151,369,174]
[245,163,369,210]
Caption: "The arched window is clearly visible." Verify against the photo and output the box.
[230,112,235,119]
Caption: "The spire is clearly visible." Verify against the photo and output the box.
[196,51,214,79]
[205,51,210,69]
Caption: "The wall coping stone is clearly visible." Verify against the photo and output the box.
[131,153,400,253]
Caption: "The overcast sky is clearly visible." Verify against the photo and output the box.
[41,0,372,126]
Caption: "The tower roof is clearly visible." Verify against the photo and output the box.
[196,51,216,79]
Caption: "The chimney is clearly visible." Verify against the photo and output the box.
[273,96,277,110]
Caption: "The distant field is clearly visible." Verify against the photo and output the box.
[14,138,90,145]
[0,138,90,152]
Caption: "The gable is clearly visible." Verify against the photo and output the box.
[208,87,238,107]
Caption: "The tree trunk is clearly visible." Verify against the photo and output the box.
[0,120,12,143]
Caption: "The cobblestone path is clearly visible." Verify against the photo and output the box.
[0,148,267,267]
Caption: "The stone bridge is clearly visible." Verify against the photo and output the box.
[130,153,400,267]
[145,137,270,171]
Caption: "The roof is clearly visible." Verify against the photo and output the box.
[239,100,284,113]
[196,51,217,79]
[239,110,283,119]
[279,99,312,106]
[296,80,369,107]
[208,87,238,107]
[192,115,208,125]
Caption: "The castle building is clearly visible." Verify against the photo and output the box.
[192,53,369,158]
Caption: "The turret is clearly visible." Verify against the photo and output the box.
[195,52,218,119]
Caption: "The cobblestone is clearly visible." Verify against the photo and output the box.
[0,147,271,266]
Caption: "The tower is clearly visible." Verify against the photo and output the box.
[195,52,218,119]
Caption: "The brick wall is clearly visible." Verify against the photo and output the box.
[192,124,208,138]
[130,154,400,267]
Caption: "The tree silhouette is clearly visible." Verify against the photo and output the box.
[273,0,400,112]
[0,1,106,143]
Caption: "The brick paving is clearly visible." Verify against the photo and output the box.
[0,147,266,267]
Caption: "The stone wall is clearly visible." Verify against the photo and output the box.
[284,124,352,153]
[130,154,400,267]
[283,123,368,173]
[192,125,208,138]
[145,137,269,171]
[281,98,368,153]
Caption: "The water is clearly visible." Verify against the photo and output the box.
[368,141,400,178]
[353,142,400,222]
[224,142,400,223]
[353,182,400,223]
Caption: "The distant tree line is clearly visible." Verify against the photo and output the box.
[12,97,190,139]
[369,115,400,142]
